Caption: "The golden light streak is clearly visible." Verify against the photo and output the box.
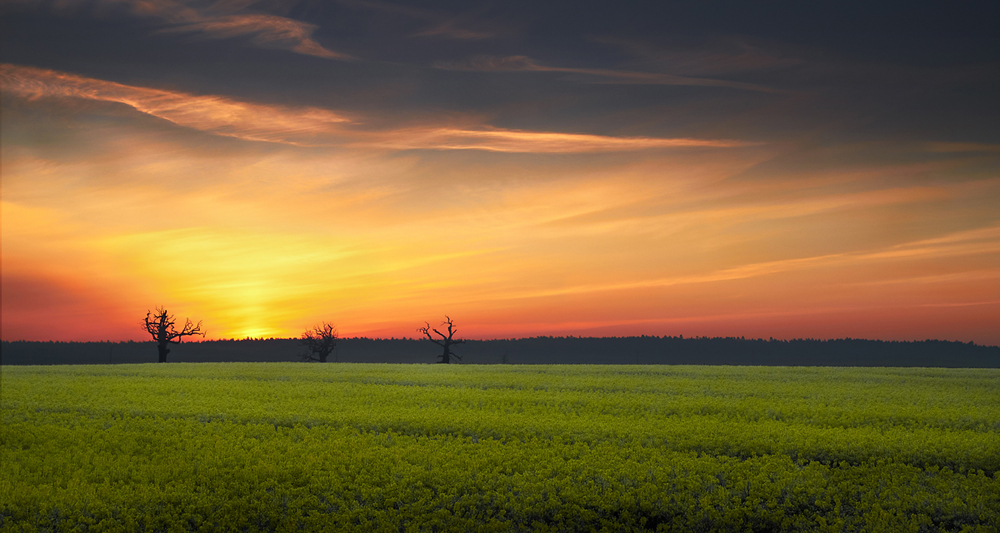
[358,127,755,153]
[844,270,1000,287]
[917,301,1000,308]
[540,185,951,236]
[480,224,1000,303]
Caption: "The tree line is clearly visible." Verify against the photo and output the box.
[142,307,464,364]
[3,336,997,367]
[1,307,995,366]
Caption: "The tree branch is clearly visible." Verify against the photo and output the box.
[300,321,338,362]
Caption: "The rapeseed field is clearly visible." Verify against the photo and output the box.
[1,363,997,531]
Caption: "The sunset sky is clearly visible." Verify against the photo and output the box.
[2,1,999,344]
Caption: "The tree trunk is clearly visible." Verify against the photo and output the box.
[157,344,170,363]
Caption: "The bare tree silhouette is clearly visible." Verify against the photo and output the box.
[301,322,338,362]
[418,316,465,363]
[143,307,205,362]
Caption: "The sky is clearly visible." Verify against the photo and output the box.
[2,1,999,344]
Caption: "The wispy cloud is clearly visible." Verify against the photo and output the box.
[859,226,1000,262]
[0,64,352,146]
[434,55,782,93]
[541,183,950,235]
[495,225,1000,302]
[8,0,349,59]
[917,300,1000,308]
[3,63,755,153]
[434,55,538,71]
[159,12,352,59]
[846,270,1000,287]
[356,126,756,153]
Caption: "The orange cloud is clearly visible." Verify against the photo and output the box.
[486,224,1000,303]
[541,184,950,235]
[2,63,755,153]
[160,13,352,60]
[14,0,350,60]
[356,127,755,153]
[0,63,351,145]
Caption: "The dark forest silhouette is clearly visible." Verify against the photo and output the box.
[3,336,997,367]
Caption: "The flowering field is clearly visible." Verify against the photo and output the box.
[1,363,997,532]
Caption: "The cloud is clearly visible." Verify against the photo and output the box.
[3,63,755,153]
[917,300,1000,308]
[435,55,539,72]
[158,12,352,59]
[846,270,1000,287]
[7,0,350,59]
[859,225,1000,262]
[434,55,782,93]
[356,126,756,153]
[497,224,1000,301]
[103,0,202,24]
[1,63,352,146]
[411,20,492,40]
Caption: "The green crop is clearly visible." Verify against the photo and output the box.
[2,364,997,531]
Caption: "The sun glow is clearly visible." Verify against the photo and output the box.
[2,52,998,344]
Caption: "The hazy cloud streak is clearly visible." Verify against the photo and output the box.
[357,127,756,153]
[435,55,781,93]
[0,63,352,145]
[2,64,754,153]
[158,12,352,59]
[7,0,349,59]
[497,225,1000,301]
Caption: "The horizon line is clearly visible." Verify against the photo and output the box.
[2,335,995,348]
